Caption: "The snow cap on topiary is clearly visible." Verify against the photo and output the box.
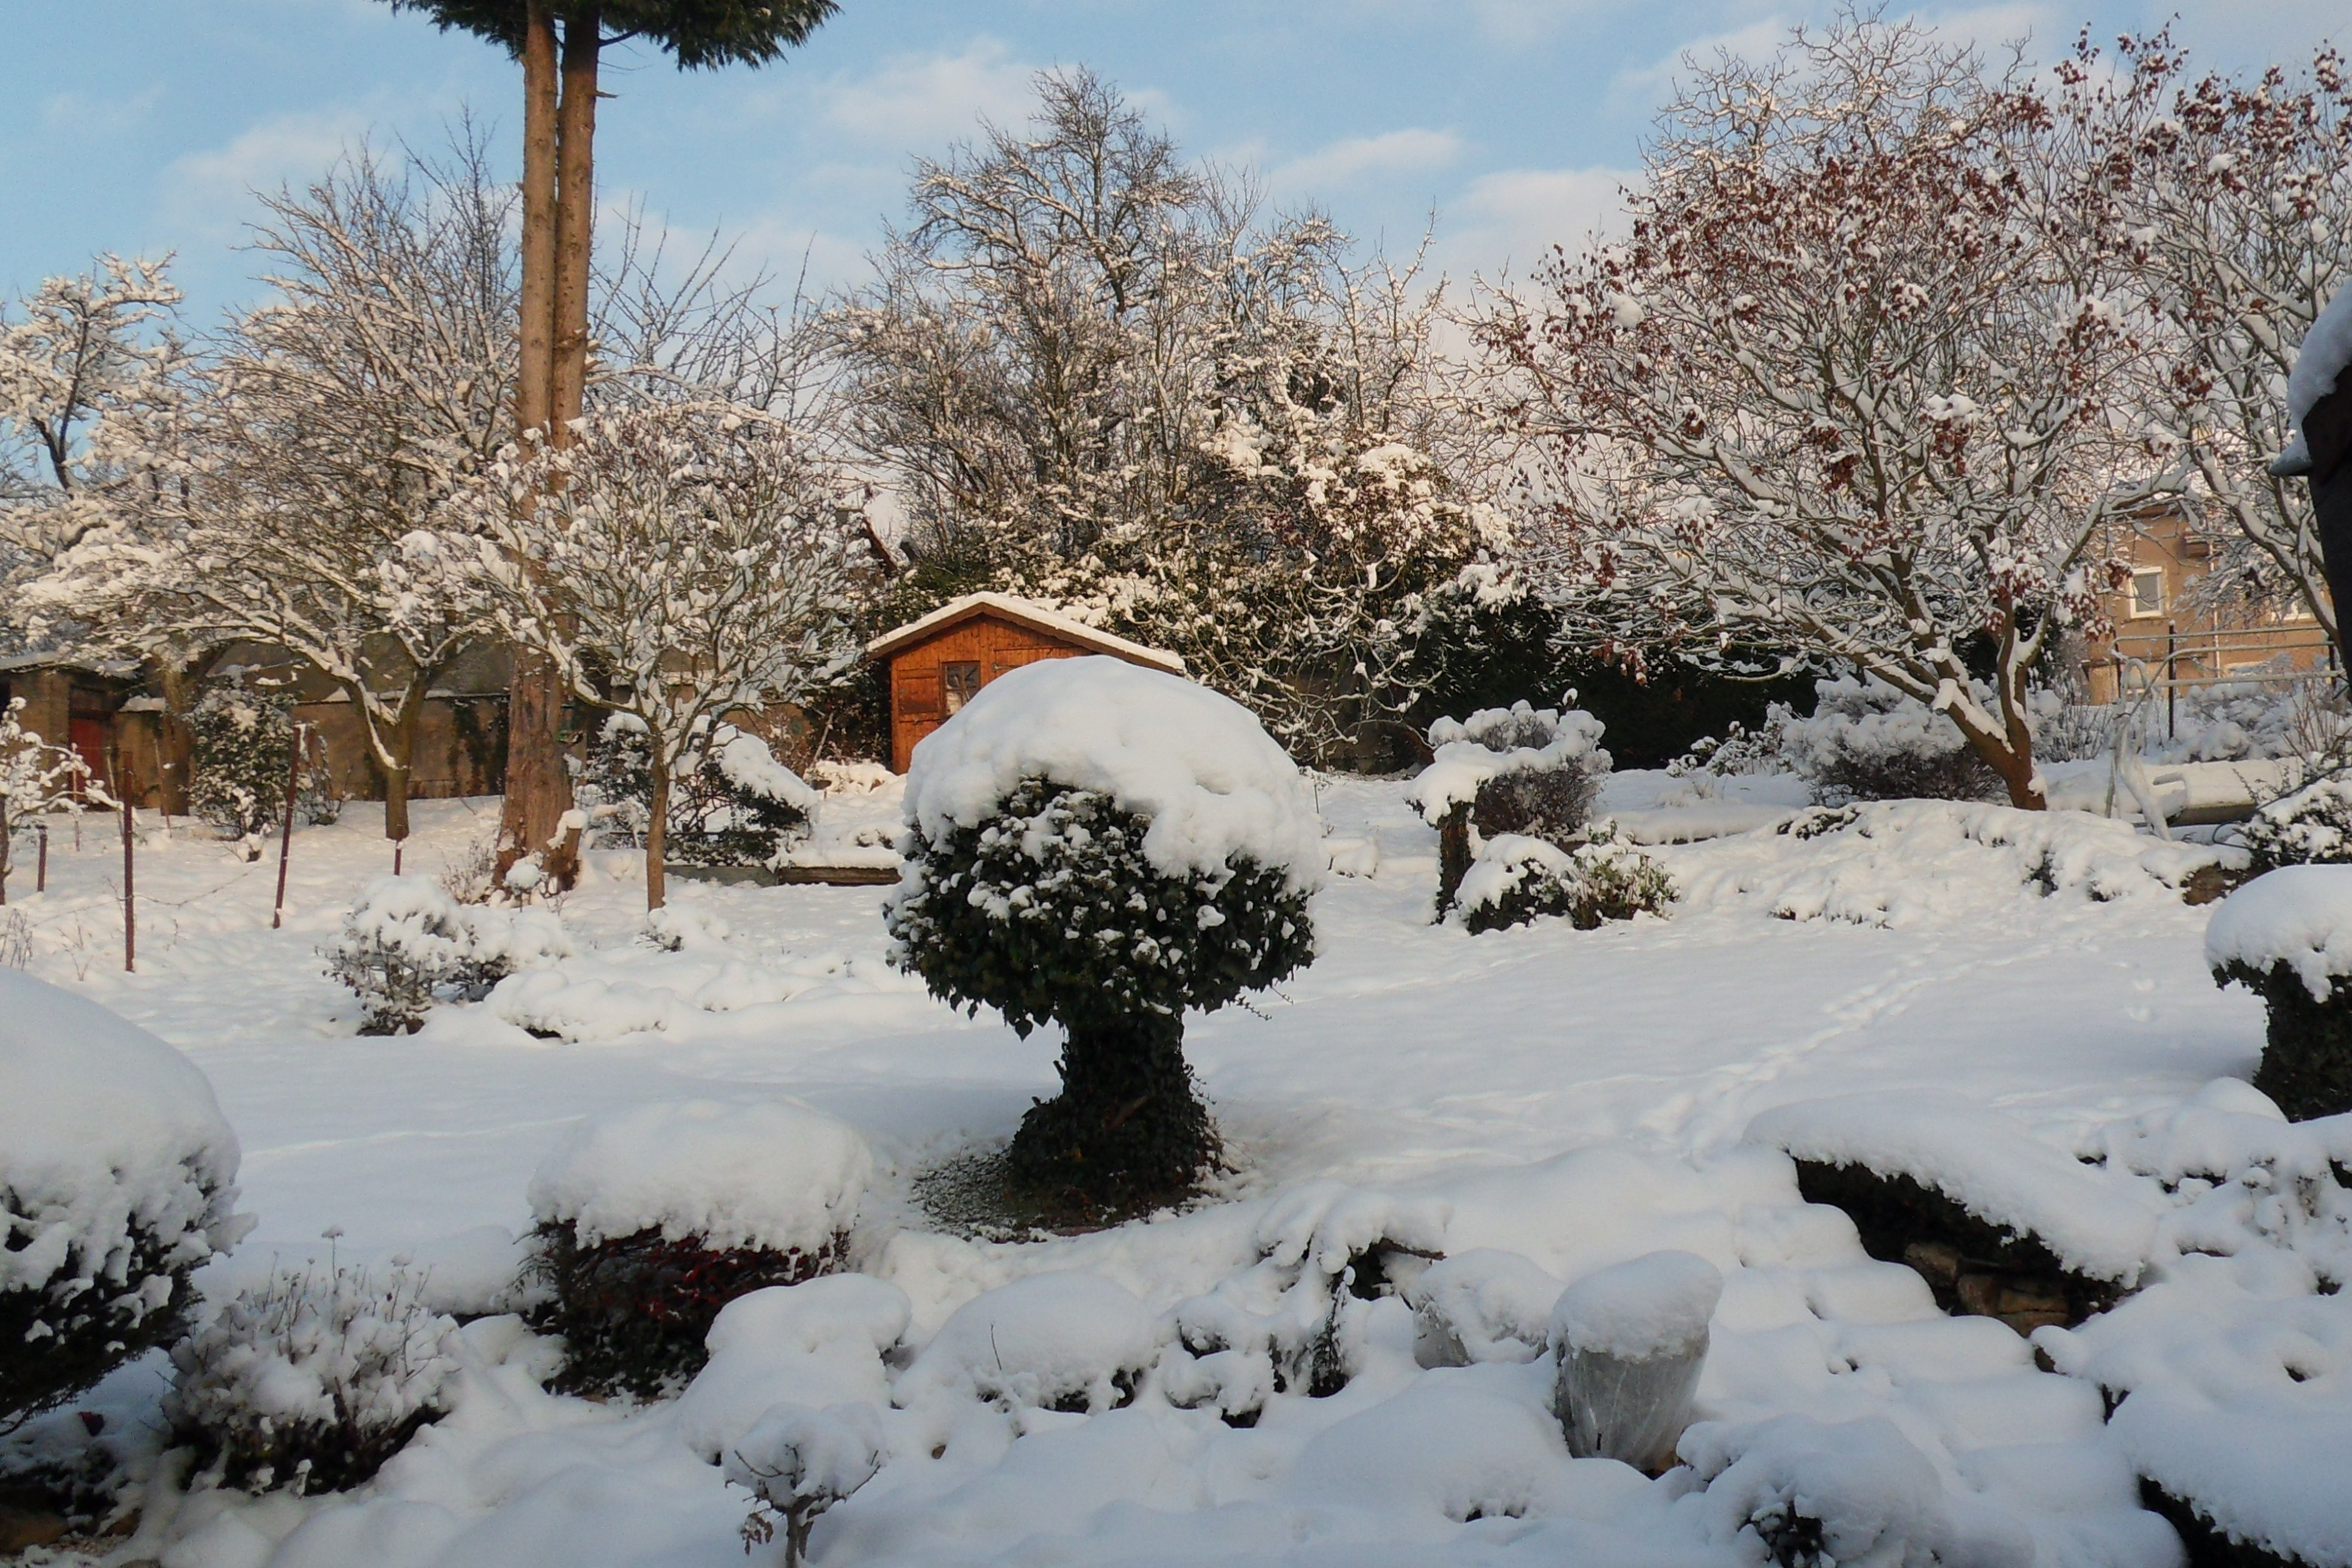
[526,1098,873,1254]
[2206,865,2352,1001]
[900,657,1323,890]
[0,971,247,1305]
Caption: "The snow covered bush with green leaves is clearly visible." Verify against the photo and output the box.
[1455,829,1676,935]
[187,677,336,856]
[323,874,573,1034]
[886,658,1321,1209]
[572,716,818,868]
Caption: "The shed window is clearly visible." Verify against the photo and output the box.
[2129,568,2165,619]
[942,661,982,715]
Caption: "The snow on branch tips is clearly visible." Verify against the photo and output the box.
[1474,14,2154,810]
[452,403,870,911]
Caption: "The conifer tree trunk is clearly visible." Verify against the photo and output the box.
[497,0,580,891]
[1007,1012,1214,1205]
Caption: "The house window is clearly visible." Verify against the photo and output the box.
[2129,568,2165,619]
[942,661,982,715]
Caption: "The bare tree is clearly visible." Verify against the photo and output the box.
[1475,17,2151,808]
[2059,34,2352,647]
[458,406,865,908]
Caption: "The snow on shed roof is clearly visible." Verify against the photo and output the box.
[864,592,1187,675]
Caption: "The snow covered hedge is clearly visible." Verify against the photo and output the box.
[164,1261,461,1493]
[524,1098,871,1395]
[1,973,250,1429]
[574,717,818,868]
[1775,675,2007,806]
[887,657,1320,1208]
[323,875,573,1034]
[2207,866,2352,1119]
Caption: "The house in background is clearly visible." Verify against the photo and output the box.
[865,593,1187,772]
[0,653,148,801]
[2082,504,2334,703]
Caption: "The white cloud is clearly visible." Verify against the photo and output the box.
[814,38,1040,153]
[1272,127,1464,193]
[1438,164,1637,281]
[161,109,375,235]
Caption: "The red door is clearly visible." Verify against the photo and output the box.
[69,716,108,798]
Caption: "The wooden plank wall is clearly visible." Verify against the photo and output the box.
[889,614,1084,771]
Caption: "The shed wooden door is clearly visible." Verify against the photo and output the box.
[889,614,1087,770]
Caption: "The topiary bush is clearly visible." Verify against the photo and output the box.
[523,1098,871,1396]
[164,1260,460,1493]
[573,717,816,868]
[2206,865,2352,1121]
[2,974,250,1432]
[887,657,1322,1213]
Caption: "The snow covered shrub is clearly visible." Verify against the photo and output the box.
[323,875,573,1034]
[1407,698,1611,914]
[896,1271,1163,1414]
[1683,1414,1972,1568]
[573,716,817,868]
[1775,676,2004,806]
[888,658,1321,1210]
[1403,1249,1560,1367]
[164,1260,460,1493]
[2207,867,2352,1120]
[1549,1250,1720,1473]
[2,974,249,1431]
[1455,830,1674,935]
[2239,776,2352,874]
[727,1401,885,1566]
[186,676,336,856]
[524,1098,871,1396]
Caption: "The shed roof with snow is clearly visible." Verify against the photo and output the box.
[865,593,1187,773]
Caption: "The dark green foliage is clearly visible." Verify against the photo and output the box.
[887,781,1314,1208]
[1458,838,1676,936]
[381,1,837,66]
[2239,779,2352,875]
[528,1221,847,1397]
[187,679,336,849]
[2,1209,206,1432]
[2216,959,2352,1122]
[573,722,811,867]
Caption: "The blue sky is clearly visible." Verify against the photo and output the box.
[5,0,2344,326]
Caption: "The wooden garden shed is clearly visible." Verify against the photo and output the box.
[866,593,1187,771]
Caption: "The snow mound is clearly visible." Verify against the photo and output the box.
[1747,1093,2165,1283]
[896,1270,1163,1413]
[1680,1414,2020,1568]
[525,1098,872,1251]
[721,1401,885,1519]
[1549,1249,1723,1360]
[0,970,247,1307]
[678,1276,911,1464]
[1405,699,1609,826]
[901,657,1322,889]
[1279,1373,1594,1524]
[1671,801,2219,927]
[1405,1249,1561,1365]
[2206,864,2352,1000]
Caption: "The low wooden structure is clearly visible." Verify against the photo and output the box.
[865,593,1187,772]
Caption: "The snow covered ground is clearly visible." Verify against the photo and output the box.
[2,770,2324,1568]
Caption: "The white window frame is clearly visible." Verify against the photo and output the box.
[2128,568,2166,620]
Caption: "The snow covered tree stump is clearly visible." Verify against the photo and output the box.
[1548,1251,1723,1475]
[2207,866,2352,1121]
[887,658,1321,1212]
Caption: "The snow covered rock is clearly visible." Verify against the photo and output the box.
[1548,1250,1720,1471]
[2208,866,2352,1119]
[0,972,250,1425]
[164,1262,461,1493]
[323,875,573,1034]
[525,1098,871,1394]
[899,655,1322,892]
[896,1271,1162,1413]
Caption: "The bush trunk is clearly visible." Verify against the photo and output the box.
[1007,1013,1214,1208]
